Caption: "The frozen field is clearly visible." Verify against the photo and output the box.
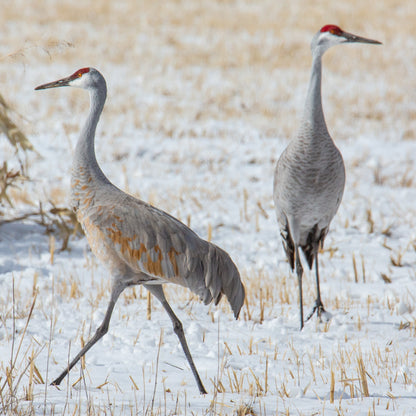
[1,0,416,414]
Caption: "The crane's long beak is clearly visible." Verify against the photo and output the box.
[342,31,382,45]
[35,76,72,90]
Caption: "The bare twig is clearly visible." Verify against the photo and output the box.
[0,202,82,251]
[151,329,164,413]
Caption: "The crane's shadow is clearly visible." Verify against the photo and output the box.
[0,220,84,275]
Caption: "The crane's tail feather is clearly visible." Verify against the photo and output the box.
[281,225,295,271]
[301,224,328,269]
[204,244,245,319]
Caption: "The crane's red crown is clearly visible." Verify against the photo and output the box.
[71,67,90,79]
[320,25,343,36]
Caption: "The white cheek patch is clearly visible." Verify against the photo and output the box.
[71,76,85,87]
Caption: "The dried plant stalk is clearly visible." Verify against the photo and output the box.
[147,291,152,320]
[0,93,33,152]
[357,356,369,397]
[330,365,335,403]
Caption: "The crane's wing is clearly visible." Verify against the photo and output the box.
[273,153,296,270]
[85,193,245,318]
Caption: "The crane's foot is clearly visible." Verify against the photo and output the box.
[305,299,330,323]
[194,369,208,395]
[50,377,63,387]
[50,370,68,387]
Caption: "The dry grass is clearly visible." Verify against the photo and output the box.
[1,260,415,414]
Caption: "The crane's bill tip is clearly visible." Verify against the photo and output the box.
[370,38,383,45]
[35,83,58,91]
[34,84,47,91]
[34,78,71,91]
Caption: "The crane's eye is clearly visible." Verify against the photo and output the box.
[69,67,90,80]
[320,25,342,36]
[329,27,342,36]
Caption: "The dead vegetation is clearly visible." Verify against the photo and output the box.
[0,94,31,209]
[0,89,82,250]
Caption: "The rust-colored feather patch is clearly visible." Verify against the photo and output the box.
[168,247,180,276]
[106,224,168,278]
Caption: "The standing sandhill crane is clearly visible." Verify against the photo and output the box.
[273,25,381,330]
[35,68,245,394]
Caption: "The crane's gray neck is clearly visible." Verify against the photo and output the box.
[71,83,111,210]
[300,53,330,138]
[73,85,108,179]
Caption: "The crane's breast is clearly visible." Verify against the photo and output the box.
[79,214,125,273]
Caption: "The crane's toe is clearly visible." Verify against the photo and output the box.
[305,299,331,324]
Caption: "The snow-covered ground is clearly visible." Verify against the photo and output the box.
[1,1,416,414]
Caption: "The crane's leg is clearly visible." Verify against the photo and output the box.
[294,245,304,330]
[306,251,326,323]
[144,284,207,395]
[51,281,125,386]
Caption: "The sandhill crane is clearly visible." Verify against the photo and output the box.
[273,25,381,330]
[35,68,245,394]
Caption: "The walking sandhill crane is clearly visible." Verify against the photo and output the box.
[273,25,381,330]
[35,68,245,394]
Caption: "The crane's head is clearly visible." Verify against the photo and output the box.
[35,67,104,91]
[311,25,382,55]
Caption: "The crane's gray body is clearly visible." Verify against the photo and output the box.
[36,68,244,393]
[272,26,380,329]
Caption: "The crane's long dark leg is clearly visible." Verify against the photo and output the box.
[144,284,207,395]
[306,251,326,323]
[294,245,304,330]
[51,281,125,386]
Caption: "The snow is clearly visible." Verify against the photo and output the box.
[1,1,416,414]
